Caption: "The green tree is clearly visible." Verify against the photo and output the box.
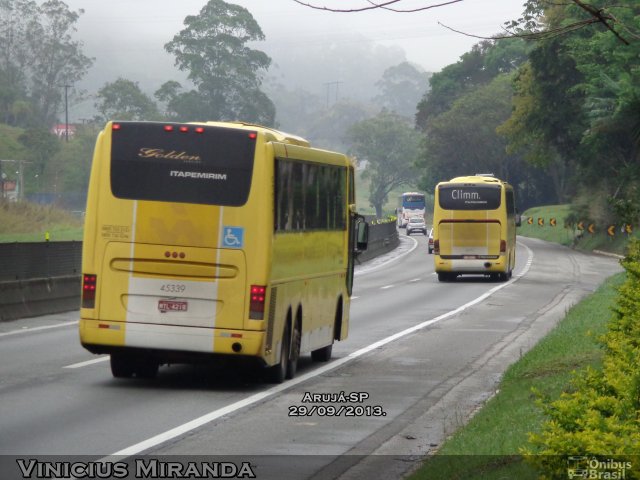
[0,0,92,127]
[18,127,60,193]
[164,0,275,124]
[416,39,529,131]
[0,0,33,125]
[347,111,420,217]
[154,80,183,120]
[95,78,160,121]
[374,62,430,119]
[499,0,640,216]
[419,75,521,187]
[306,99,374,152]
[26,0,93,126]
[566,0,640,212]
[497,36,587,204]
[54,123,99,194]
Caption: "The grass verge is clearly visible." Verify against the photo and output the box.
[407,272,626,479]
[517,204,575,246]
[518,204,637,255]
[0,201,83,242]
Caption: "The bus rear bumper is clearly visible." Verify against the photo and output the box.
[79,318,264,358]
[435,256,508,274]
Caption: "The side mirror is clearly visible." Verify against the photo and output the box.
[356,217,369,252]
[515,210,522,227]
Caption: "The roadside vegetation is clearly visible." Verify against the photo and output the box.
[0,200,83,242]
[408,270,628,479]
[410,207,640,479]
[518,204,638,256]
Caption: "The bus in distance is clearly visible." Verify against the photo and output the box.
[79,120,368,383]
[397,192,426,228]
[432,174,518,282]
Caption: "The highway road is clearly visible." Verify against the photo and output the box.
[0,234,622,479]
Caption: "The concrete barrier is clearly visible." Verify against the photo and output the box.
[0,275,81,322]
[358,221,399,263]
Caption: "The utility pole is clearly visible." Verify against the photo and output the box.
[63,84,71,142]
[323,81,343,108]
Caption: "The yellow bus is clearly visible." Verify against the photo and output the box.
[433,174,518,282]
[79,121,367,383]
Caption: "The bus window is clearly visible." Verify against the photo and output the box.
[438,185,501,210]
[110,122,256,206]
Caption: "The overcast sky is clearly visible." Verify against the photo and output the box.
[65,0,525,71]
[61,0,526,120]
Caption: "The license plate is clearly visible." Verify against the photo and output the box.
[158,300,188,312]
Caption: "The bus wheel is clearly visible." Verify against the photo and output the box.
[437,272,451,282]
[267,324,290,384]
[286,322,301,379]
[135,358,159,379]
[110,353,134,378]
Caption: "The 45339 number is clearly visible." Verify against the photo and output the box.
[160,284,186,293]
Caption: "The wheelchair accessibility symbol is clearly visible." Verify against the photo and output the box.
[222,226,244,248]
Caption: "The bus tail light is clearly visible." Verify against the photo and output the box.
[433,239,440,255]
[82,274,97,308]
[249,285,266,320]
[500,240,506,254]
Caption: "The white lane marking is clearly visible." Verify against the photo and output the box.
[350,296,359,300]
[355,235,418,277]
[409,278,421,283]
[105,241,534,458]
[64,356,109,369]
[380,285,395,290]
[0,320,78,338]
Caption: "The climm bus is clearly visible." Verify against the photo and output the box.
[397,192,426,228]
[432,174,518,282]
[79,121,367,383]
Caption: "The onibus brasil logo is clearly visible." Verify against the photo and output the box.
[567,456,632,479]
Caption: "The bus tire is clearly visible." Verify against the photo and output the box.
[110,353,134,378]
[438,272,453,282]
[286,319,301,379]
[135,358,159,379]
[267,324,290,384]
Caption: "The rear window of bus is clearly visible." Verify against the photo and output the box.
[110,122,257,206]
[438,184,501,210]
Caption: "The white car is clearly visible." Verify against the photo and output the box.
[406,217,427,235]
